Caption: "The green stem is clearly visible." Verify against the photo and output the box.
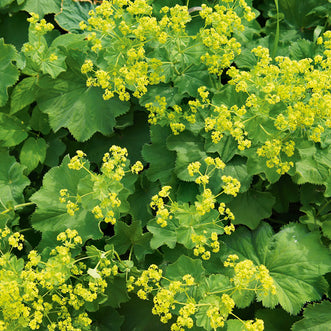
[0,202,36,215]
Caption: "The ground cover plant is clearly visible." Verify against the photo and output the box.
[0,0,331,329]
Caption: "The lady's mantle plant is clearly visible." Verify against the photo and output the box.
[0,0,331,330]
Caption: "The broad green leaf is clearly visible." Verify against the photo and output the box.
[234,48,258,69]
[222,222,331,314]
[127,175,160,225]
[142,126,176,184]
[294,142,331,185]
[83,111,150,165]
[10,77,39,114]
[0,151,30,210]
[0,38,19,106]
[55,0,94,33]
[289,39,318,60]
[321,220,331,240]
[255,308,300,331]
[212,84,246,108]
[196,295,222,331]
[269,175,300,213]
[176,206,223,249]
[30,155,102,250]
[104,277,130,308]
[204,134,238,163]
[119,296,169,331]
[0,11,29,52]
[19,137,47,174]
[220,156,252,193]
[21,0,61,16]
[108,220,153,261]
[89,307,124,331]
[37,71,130,141]
[40,48,67,78]
[0,113,28,147]
[166,131,207,182]
[278,0,329,29]
[227,190,276,229]
[291,300,331,331]
[225,320,244,331]
[245,147,281,184]
[147,220,177,249]
[29,106,51,135]
[174,64,211,96]
[165,255,205,282]
[199,274,232,296]
[139,83,183,108]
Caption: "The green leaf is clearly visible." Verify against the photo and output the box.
[147,220,177,250]
[289,39,318,60]
[55,0,94,33]
[220,156,252,193]
[196,295,222,331]
[127,175,160,225]
[222,222,331,314]
[176,206,223,249]
[0,38,19,107]
[119,296,169,331]
[142,126,176,184]
[166,131,207,182]
[0,151,30,210]
[244,147,281,183]
[10,77,40,114]
[29,106,51,135]
[36,70,130,141]
[321,220,331,240]
[294,142,331,185]
[255,308,300,331]
[30,155,102,250]
[165,255,205,282]
[0,11,29,52]
[227,190,276,229]
[225,319,244,331]
[108,220,153,261]
[21,0,61,16]
[40,48,67,78]
[291,301,331,331]
[19,137,47,174]
[43,132,66,167]
[89,307,124,331]
[0,113,29,147]
[269,175,300,213]
[104,277,130,308]
[204,134,238,163]
[174,64,211,96]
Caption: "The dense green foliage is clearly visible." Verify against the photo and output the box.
[0,0,331,330]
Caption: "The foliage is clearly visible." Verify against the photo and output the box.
[0,0,330,330]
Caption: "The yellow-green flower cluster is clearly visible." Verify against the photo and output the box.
[206,293,235,329]
[0,228,115,330]
[81,0,255,101]
[257,139,294,174]
[131,267,197,328]
[61,146,139,225]
[191,231,221,260]
[199,1,254,75]
[150,186,173,227]
[132,260,268,331]
[26,12,54,35]
[228,33,331,172]
[187,156,226,189]
[224,254,277,296]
